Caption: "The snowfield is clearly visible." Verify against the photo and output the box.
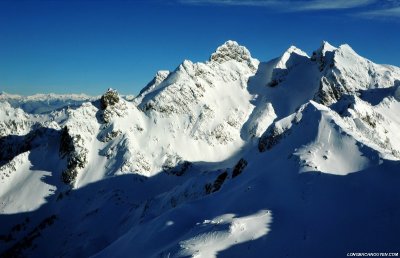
[1,40,400,258]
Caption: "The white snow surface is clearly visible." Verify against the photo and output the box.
[1,40,400,258]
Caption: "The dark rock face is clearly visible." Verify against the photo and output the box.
[259,126,286,152]
[205,171,228,194]
[59,126,74,158]
[59,126,88,185]
[99,130,122,143]
[100,89,119,110]
[98,89,127,124]
[232,158,248,178]
[314,74,347,106]
[163,156,192,176]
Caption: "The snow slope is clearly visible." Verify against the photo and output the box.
[1,40,400,258]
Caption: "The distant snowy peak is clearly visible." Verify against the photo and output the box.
[0,92,95,102]
[0,92,97,114]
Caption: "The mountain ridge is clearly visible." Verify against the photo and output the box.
[1,40,400,258]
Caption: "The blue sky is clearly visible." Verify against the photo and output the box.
[0,0,399,96]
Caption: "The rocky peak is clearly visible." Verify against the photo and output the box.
[152,71,170,88]
[275,45,308,70]
[100,88,120,110]
[319,41,336,55]
[210,40,256,70]
[99,88,127,124]
[311,41,337,71]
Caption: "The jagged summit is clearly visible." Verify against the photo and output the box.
[139,70,170,95]
[319,40,337,54]
[100,88,119,109]
[274,45,309,70]
[285,45,308,56]
[210,40,257,70]
[1,40,400,258]
[210,40,250,62]
[310,41,336,70]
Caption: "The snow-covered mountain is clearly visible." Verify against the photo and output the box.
[1,40,400,258]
